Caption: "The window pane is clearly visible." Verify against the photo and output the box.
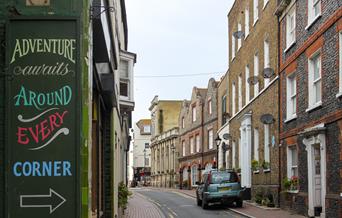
[292,97,296,115]
[291,148,297,166]
[315,80,321,103]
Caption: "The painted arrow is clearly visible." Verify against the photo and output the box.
[20,188,66,214]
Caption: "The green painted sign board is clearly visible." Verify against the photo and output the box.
[5,18,80,218]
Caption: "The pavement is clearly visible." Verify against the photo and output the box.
[124,190,165,218]
[147,187,306,218]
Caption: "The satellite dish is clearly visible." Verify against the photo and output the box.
[260,114,275,124]
[247,76,259,85]
[263,68,275,78]
[233,31,245,39]
[222,133,232,140]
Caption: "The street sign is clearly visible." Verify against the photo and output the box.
[5,18,80,218]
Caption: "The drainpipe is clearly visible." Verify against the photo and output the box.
[277,12,281,208]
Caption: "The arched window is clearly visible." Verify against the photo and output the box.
[191,165,198,186]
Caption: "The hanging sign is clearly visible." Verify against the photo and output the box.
[5,18,80,218]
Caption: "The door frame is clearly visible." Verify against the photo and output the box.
[303,132,326,218]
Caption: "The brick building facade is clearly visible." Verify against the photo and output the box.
[227,0,280,203]
[276,0,342,217]
[178,78,218,189]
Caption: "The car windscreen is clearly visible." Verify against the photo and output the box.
[210,172,238,184]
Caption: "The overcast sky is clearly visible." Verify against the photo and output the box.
[125,0,234,124]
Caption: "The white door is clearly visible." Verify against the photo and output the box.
[313,144,322,207]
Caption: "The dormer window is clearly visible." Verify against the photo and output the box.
[143,125,151,134]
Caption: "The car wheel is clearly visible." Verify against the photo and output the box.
[236,199,243,208]
[201,195,208,209]
[196,196,202,206]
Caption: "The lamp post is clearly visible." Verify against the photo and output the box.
[143,148,147,185]
[171,144,176,188]
[215,135,222,169]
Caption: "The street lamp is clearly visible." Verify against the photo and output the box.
[215,135,222,169]
[171,144,176,188]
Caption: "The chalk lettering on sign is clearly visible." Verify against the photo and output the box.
[16,110,69,150]
[13,62,75,77]
[11,38,76,64]
[13,161,72,177]
[14,85,72,110]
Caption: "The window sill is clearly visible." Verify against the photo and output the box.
[286,190,299,194]
[284,115,297,123]
[253,170,260,174]
[284,41,296,53]
[263,169,271,173]
[263,1,269,10]
[305,14,321,30]
[306,101,322,113]
[336,92,342,99]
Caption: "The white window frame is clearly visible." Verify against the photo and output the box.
[182,117,185,129]
[245,65,250,103]
[245,7,249,38]
[286,73,297,121]
[232,34,236,60]
[182,141,186,156]
[191,165,198,186]
[232,82,236,115]
[196,135,200,153]
[190,137,194,154]
[254,53,259,97]
[287,146,298,179]
[338,31,342,97]
[208,129,213,150]
[238,23,242,50]
[286,5,296,50]
[264,39,270,86]
[254,128,259,161]
[307,0,321,28]
[208,99,212,114]
[307,52,322,111]
[192,105,197,122]
[238,75,242,110]
[253,0,259,25]
[264,124,270,165]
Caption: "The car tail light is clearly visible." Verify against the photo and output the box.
[208,172,212,184]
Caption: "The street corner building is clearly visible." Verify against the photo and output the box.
[0,0,136,218]
[276,0,342,217]
[225,0,280,204]
[178,78,219,190]
[149,96,182,188]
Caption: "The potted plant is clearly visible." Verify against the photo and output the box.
[283,177,291,190]
[290,176,299,191]
[118,182,132,211]
[261,161,270,171]
[251,159,259,172]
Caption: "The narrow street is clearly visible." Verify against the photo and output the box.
[124,188,244,218]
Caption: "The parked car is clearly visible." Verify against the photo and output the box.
[196,169,244,209]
